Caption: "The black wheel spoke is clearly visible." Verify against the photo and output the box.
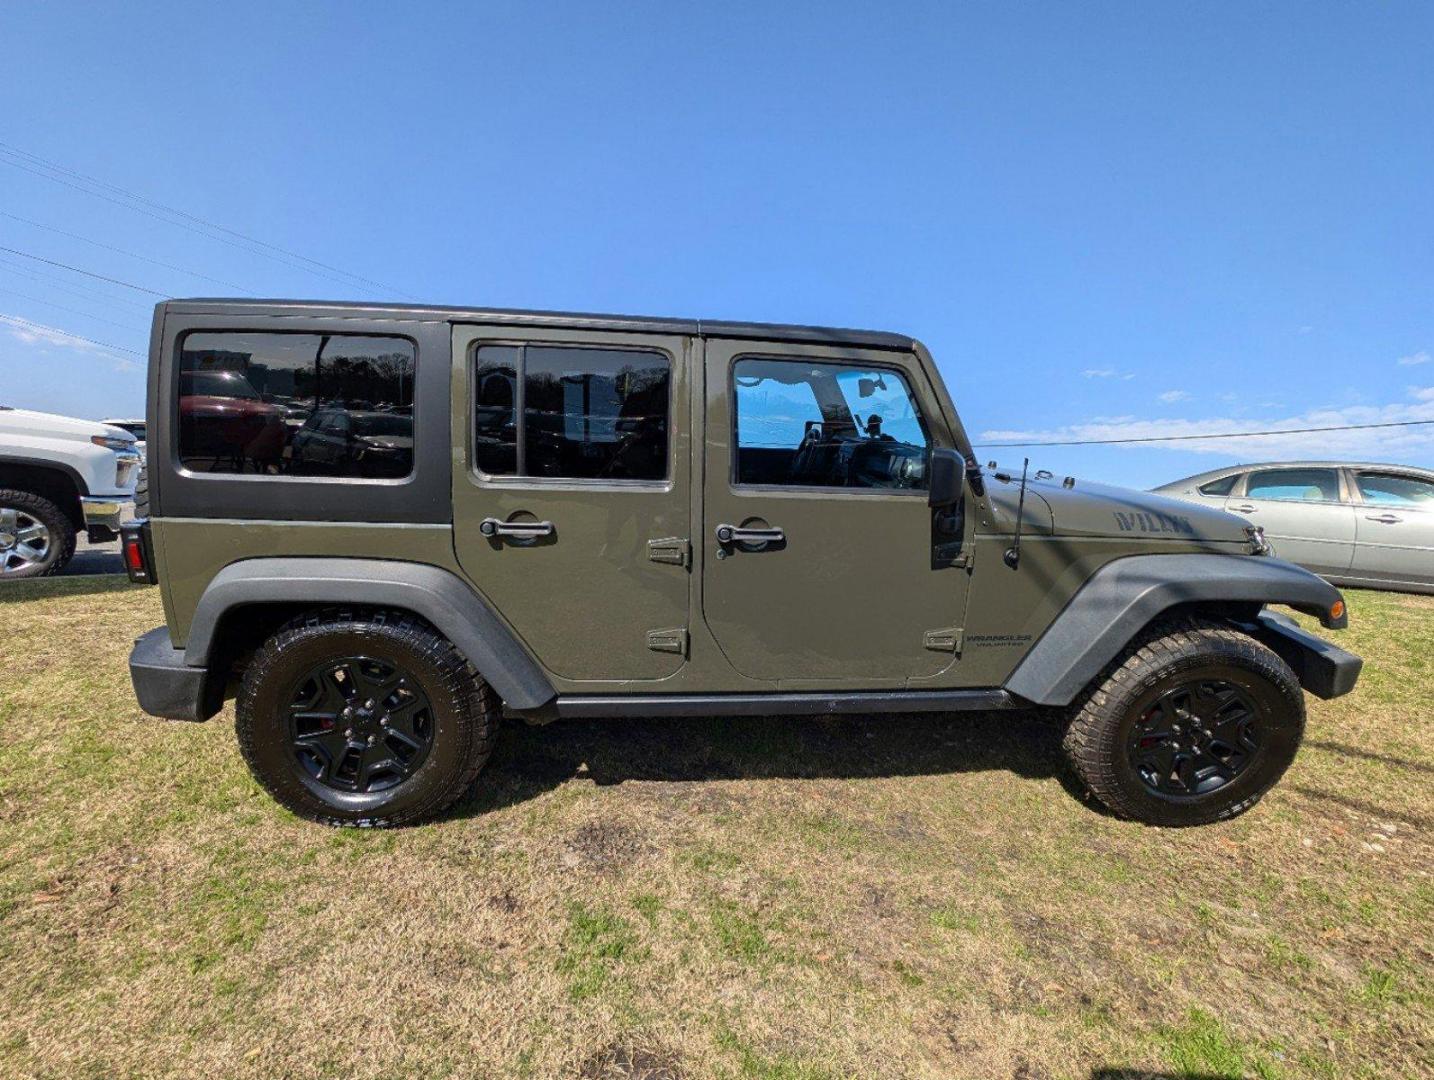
[1174,752,1198,791]
[285,654,434,795]
[383,723,424,753]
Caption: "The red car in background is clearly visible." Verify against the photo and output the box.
[178,369,288,473]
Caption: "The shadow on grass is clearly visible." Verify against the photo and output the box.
[455,708,1089,817]
[1305,738,1434,776]
[1289,784,1430,829]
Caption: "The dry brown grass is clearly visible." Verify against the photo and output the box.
[1,577,1430,1079]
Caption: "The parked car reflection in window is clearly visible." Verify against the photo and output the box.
[290,409,415,478]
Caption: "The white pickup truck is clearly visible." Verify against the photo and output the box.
[0,406,140,578]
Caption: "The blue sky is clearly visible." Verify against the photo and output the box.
[1,1,1430,488]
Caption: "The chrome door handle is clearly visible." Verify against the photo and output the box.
[1364,514,1401,524]
[479,517,555,539]
[715,523,785,545]
[1229,504,1257,514]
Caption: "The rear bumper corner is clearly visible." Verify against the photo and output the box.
[129,626,218,721]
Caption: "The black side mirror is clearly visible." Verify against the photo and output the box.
[927,447,964,507]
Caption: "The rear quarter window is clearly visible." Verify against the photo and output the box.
[177,331,415,480]
[1197,475,1239,497]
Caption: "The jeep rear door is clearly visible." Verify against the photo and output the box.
[699,338,971,685]
[451,325,693,682]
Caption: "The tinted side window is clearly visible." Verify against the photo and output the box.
[472,344,670,482]
[1246,468,1341,502]
[1355,472,1434,506]
[1198,475,1239,497]
[732,358,930,490]
[178,332,415,479]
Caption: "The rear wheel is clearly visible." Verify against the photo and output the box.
[0,488,75,579]
[236,609,499,827]
[1063,619,1305,826]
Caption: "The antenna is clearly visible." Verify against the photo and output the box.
[1003,457,1030,569]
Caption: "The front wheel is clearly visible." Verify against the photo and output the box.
[236,609,499,827]
[1063,619,1305,826]
[0,489,75,578]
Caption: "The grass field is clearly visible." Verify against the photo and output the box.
[1,577,1430,1079]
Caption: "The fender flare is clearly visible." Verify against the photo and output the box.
[0,454,89,495]
[184,557,556,713]
[1003,553,1347,706]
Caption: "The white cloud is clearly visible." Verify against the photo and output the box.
[1157,390,1191,404]
[0,314,137,371]
[1082,368,1116,379]
[978,386,1434,459]
[1397,350,1430,367]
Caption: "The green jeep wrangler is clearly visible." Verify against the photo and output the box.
[124,299,1361,828]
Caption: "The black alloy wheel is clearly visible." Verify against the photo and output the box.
[287,656,435,793]
[1127,677,1260,797]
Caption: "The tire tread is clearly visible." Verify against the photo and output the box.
[1062,616,1305,826]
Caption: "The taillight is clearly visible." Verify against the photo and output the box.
[121,520,155,585]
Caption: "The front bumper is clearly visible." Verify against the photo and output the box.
[81,495,132,542]
[1251,611,1362,699]
[129,627,218,721]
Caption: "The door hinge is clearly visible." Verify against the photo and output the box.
[646,628,688,655]
[923,627,963,653]
[647,537,690,567]
[953,550,973,569]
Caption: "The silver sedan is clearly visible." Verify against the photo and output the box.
[1154,461,1434,594]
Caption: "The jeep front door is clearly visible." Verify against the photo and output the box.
[451,326,692,683]
[700,339,970,685]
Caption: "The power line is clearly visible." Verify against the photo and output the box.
[0,313,143,356]
[0,286,149,333]
[0,211,259,295]
[0,245,167,296]
[0,256,154,311]
[0,141,419,299]
[973,418,1434,448]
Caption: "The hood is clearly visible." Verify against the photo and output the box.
[0,407,136,444]
[1029,474,1251,544]
[982,469,1250,545]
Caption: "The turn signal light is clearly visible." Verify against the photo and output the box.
[1329,599,1345,622]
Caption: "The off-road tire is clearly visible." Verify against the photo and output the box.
[236,608,499,827]
[1063,618,1305,827]
[0,488,76,579]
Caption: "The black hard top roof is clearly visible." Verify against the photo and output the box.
[160,298,916,351]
